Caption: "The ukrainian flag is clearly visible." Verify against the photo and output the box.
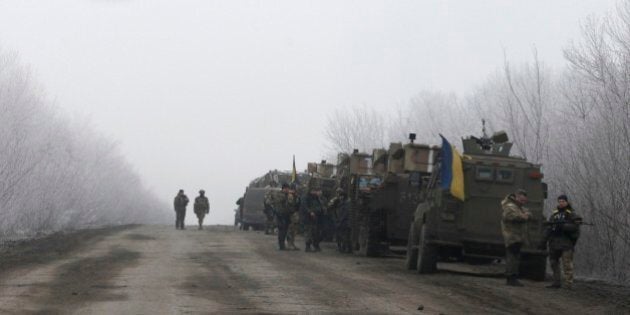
[291,155,297,184]
[439,135,465,201]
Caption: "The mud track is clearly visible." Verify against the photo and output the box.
[0,225,627,314]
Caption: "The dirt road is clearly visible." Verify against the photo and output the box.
[0,225,627,314]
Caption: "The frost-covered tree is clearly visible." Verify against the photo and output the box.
[0,48,169,239]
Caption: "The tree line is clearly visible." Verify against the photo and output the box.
[0,49,169,241]
[325,1,630,284]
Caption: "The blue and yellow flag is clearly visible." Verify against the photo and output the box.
[439,135,465,201]
[291,155,297,184]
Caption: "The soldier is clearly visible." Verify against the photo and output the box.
[193,190,210,230]
[542,194,581,289]
[269,183,297,250]
[329,188,351,253]
[300,180,324,252]
[263,190,276,235]
[500,189,531,286]
[286,183,301,251]
[173,189,189,230]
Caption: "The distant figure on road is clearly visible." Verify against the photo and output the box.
[194,190,210,230]
[542,194,582,290]
[174,189,189,230]
[501,189,531,287]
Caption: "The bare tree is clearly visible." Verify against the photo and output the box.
[323,106,389,156]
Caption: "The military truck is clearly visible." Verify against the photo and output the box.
[348,135,438,256]
[240,187,277,231]
[405,130,548,280]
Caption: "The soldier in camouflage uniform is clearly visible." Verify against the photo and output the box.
[285,183,300,251]
[193,190,210,230]
[173,189,189,230]
[328,188,351,253]
[542,194,581,289]
[500,189,531,286]
[300,180,324,252]
[263,191,277,235]
[267,183,298,250]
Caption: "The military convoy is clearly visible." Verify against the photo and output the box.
[238,126,548,281]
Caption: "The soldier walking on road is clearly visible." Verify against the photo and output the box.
[300,180,324,252]
[174,189,189,230]
[194,190,210,230]
[501,189,531,287]
[542,194,582,290]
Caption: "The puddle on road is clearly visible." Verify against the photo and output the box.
[33,247,141,314]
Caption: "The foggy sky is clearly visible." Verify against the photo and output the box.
[0,0,615,224]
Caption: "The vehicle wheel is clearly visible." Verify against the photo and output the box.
[356,216,380,257]
[520,254,547,281]
[416,224,438,274]
[405,223,419,270]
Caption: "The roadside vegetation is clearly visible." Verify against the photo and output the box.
[0,49,169,241]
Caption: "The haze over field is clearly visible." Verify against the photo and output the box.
[0,0,615,225]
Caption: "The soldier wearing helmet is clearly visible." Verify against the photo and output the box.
[194,190,210,230]
[542,194,582,289]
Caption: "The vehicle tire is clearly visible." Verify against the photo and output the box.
[416,224,438,274]
[405,222,419,270]
[356,213,381,257]
[520,254,547,281]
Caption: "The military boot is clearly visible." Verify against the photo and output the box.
[313,244,322,252]
[506,276,524,287]
[305,244,313,252]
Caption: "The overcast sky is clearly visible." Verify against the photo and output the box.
[0,0,616,224]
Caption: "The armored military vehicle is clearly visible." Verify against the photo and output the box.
[240,187,278,231]
[405,130,548,280]
[350,134,438,256]
[249,170,292,188]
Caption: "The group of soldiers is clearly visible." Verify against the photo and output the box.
[264,184,581,289]
[263,180,352,253]
[502,190,581,289]
[173,189,210,230]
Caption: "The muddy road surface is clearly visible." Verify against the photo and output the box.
[0,225,627,314]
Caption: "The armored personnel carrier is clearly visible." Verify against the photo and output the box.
[405,130,548,280]
[352,134,438,256]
